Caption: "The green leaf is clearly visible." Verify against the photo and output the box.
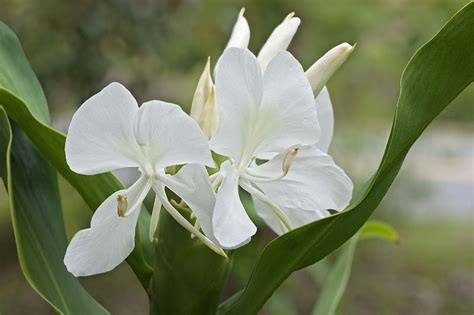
[360,220,400,243]
[311,235,357,315]
[0,20,153,288]
[150,202,232,315]
[219,3,474,314]
[311,221,398,315]
[0,108,108,314]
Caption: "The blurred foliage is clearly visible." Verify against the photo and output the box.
[0,0,472,314]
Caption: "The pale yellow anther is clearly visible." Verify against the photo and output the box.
[117,195,128,217]
[282,147,299,176]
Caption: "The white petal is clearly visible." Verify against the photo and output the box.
[212,161,256,248]
[157,164,217,244]
[65,82,142,175]
[250,145,353,212]
[211,48,263,162]
[64,176,149,276]
[253,197,330,235]
[134,100,214,169]
[255,51,320,156]
[224,8,250,50]
[257,13,301,72]
[315,87,334,152]
[305,43,355,96]
[190,57,214,125]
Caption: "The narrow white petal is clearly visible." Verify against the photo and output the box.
[255,51,320,156]
[148,196,162,241]
[157,164,217,244]
[305,43,355,96]
[190,57,214,125]
[224,8,250,50]
[154,183,227,257]
[64,176,150,276]
[211,48,263,162]
[65,82,142,175]
[253,197,330,235]
[134,100,214,169]
[257,13,301,72]
[314,87,334,152]
[212,161,257,248]
[249,145,353,212]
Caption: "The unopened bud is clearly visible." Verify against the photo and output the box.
[282,147,299,175]
[224,8,250,50]
[257,12,301,72]
[190,57,213,123]
[305,42,356,96]
[198,86,219,139]
[117,195,128,217]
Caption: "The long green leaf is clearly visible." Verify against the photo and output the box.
[0,108,108,314]
[311,221,399,315]
[311,235,357,315]
[0,20,153,288]
[220,3,474,314]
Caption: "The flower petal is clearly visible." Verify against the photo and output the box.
[157,164,217,244]
[257,13,301,72]
[64,176,149,276]
[253,197,330,235]
[250,146,353,212]
[224,8,250,50]
[65,82,142,175]
[255,51,320,156]
[315,87,334,152]
[212,161,256,248]
[134,100,214,169]
[211,48,263,162]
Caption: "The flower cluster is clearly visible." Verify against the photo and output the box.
[64,8,354,276]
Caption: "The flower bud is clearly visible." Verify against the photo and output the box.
[257,12,301,72]
[305,42,355,96]
[225,8,250,50]
[190,57,213,122]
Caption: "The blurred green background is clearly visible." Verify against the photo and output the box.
[0,0,472,314]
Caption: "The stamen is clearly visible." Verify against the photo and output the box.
[242,147,300,183]
[117,195,128,217]
[154,184,227,258]
[240,181,292,233]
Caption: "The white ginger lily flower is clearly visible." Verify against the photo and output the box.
[64,82,225,277]
[209,48,353,248]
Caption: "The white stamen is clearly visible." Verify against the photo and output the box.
[242,147,300,183]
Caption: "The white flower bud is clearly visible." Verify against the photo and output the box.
[305,42,356,96]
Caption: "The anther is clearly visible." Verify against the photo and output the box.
[117,195,128,217]
[282,147,299,175]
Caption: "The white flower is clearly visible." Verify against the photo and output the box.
[209,48,353,248]
[64,82,225,277]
